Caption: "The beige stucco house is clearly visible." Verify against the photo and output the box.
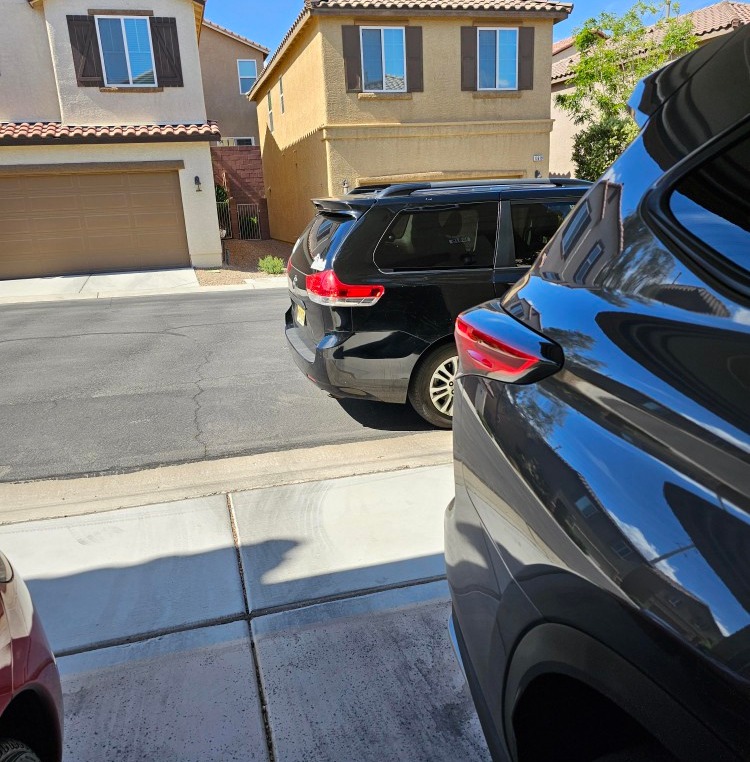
[199,20,268,146]
[549,0,750,176]
[250,0,573,243]
[0,0,223,279]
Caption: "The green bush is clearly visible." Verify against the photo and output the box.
[572,116,639,180]
[215,184,229,202]
[258,255,286,275]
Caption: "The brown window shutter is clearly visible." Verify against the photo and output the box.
[342,25,362,93]
[150,17,183,87]
[66,15,104,87]
[405,26,423,92]
[518,27,535,91]
[460,26,477,91]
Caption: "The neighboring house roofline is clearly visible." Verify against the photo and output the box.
[202,19,270,55]
[0,121,221,146]
[249,0,573,100]
[25,0,207,38]
[552,0,750,84]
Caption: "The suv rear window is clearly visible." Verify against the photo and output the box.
[668,131,749,275]
[374,203,498,271]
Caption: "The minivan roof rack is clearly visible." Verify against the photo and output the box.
[352,177,591,198]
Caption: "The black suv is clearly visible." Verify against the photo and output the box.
[285,178,589,427]
[447,25,750,762]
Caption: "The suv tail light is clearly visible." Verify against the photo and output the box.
[455,304,563,384]
[306,269,384,307]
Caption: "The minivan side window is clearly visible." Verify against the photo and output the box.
[511,200,578,267]
[668,131,749,275]
[373,203,498,271]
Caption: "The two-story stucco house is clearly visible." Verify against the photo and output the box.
[199,20,268,147]
[249,0,572,243]
[0,0,223,279]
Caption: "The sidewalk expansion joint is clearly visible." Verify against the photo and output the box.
[228,493,277,762]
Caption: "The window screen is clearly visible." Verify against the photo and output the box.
[511,200,578,266]
[668,131,750,276]
[374,203,498,271]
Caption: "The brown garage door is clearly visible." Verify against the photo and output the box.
[0,170,190,279]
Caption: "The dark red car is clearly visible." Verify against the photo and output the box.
[0,551,62,762]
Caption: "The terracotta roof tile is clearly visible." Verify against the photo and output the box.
[308,0,572,10]
[0,121,221,146]
[552,1,750,83]
[552,35,575,54]
[202,20,270,54]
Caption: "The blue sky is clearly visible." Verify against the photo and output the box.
[204,0,720,51]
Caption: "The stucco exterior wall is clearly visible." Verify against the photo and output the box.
[42,0,208,126]
[1,0,62,121]
[200,25,265,141]
[261,130,329,243]
[2,142,222,267]
[549,80,576,176]
[320,15,554,126]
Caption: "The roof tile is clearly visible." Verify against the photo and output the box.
[0,121,221,145]
[308,0,572,10]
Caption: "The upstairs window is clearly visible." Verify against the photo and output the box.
[361,27,406,92]
[267,91,274,133]
[478,28,518,90]
[238,59,257,94]
[96,16,156,86]
[280,76,285,113]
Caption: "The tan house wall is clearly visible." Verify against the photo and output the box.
[3,142,223,267]
[42,0,208,125]
[200,25,265,142]
[550,80,576,176]
[1,0,62,121]
[255,13,558,243]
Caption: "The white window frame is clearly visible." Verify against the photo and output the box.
[279,76,285,114]
[360,26,407,93]
[477,27,519,92]
[237,59,258,94]
[267,91,274,133]
[95,15,158,88]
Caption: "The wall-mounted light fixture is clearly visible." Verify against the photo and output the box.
[194,175,202,192]
[342,179,350,194]
[534,170,542,178]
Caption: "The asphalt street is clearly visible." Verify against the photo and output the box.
[0,290,433,482]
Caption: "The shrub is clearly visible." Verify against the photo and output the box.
[258,256,286,275]
[572,116,639,180]
[215,184,229,202]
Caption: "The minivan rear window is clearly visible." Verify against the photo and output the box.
[299,213,356,267]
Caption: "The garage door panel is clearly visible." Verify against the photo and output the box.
[0,170,190,278]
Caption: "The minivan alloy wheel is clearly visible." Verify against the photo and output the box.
[429,357,457,416]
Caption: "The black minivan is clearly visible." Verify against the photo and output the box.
[285,178,589,427]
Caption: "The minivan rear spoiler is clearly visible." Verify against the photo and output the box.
[311,197,370,216]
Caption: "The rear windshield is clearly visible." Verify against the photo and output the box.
[294,213,356,269]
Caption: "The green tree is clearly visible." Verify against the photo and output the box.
[556,1,697,179]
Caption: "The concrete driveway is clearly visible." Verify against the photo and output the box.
[0,465,490,761]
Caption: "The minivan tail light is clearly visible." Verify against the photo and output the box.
[306,269,384,307]
[455,304,563,384]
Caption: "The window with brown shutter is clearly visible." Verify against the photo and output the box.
[462,25,535,92]
[67,15,104,87]
[150,17,183,88]
[342,24,423,94]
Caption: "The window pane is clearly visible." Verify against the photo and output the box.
[382,28,405,91]
[497,29,517,89]
[124,18,155,85]
[478,30,496,89]
[362,29,383,90]
[374,204,498,271]
[511,201,577,266]
[238,60,257,78]
[98,18,129,85]
[669,133,750,274]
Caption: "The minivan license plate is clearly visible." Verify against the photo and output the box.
[296,304,306,326]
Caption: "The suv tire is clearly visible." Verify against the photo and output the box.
[409,343,458,429]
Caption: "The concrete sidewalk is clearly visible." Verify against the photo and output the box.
[0,269,287,306]
[0,464,489,762]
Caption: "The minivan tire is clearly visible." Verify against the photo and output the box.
[409,343,458,429]
[0,739,42,762]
